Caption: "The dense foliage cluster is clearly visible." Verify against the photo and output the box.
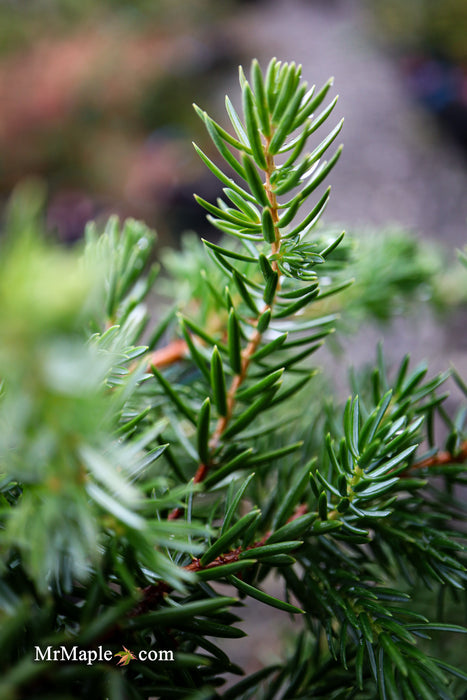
[0,59,465,699]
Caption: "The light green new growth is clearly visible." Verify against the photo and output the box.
[185,59,345,474]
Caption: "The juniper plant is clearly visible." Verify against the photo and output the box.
[0,59,466,700]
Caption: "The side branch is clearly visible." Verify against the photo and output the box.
[169,136,283,516]
[148,339,188,369]
[133,504,306,617]
[407,439,467,473]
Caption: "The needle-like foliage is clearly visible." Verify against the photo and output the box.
[0,60,465,700]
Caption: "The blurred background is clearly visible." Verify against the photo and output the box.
[1,0,466,680]
[1,0,466,246]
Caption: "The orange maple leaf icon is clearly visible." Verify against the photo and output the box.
[115,646,136,666]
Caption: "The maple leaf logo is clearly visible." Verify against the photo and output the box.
[115,646,136,666]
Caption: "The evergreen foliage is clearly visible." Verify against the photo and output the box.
[0,59,465,699]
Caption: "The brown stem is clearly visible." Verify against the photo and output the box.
[207,143,280,455]
[265,148,281,260]
[133,504,308,616]
[160,442,465,599]
[208,325,264,452]
[148,339,188,369]
[402,439,467,475]
[168,136,283,518]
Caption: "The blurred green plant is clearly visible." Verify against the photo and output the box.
[368,0,467,62]
[162,224,467,326]
[0,59,465,700]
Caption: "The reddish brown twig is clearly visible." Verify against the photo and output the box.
[141,442,467,615]
[148,339,188,369]
[167,507,183,521]
[135,504,308,616]
[130,581,172,617]
[403,439,467,475]
[167,464,208,520]
[287,503,309,521]
[130,537,266,616]
[166,138,283,520]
